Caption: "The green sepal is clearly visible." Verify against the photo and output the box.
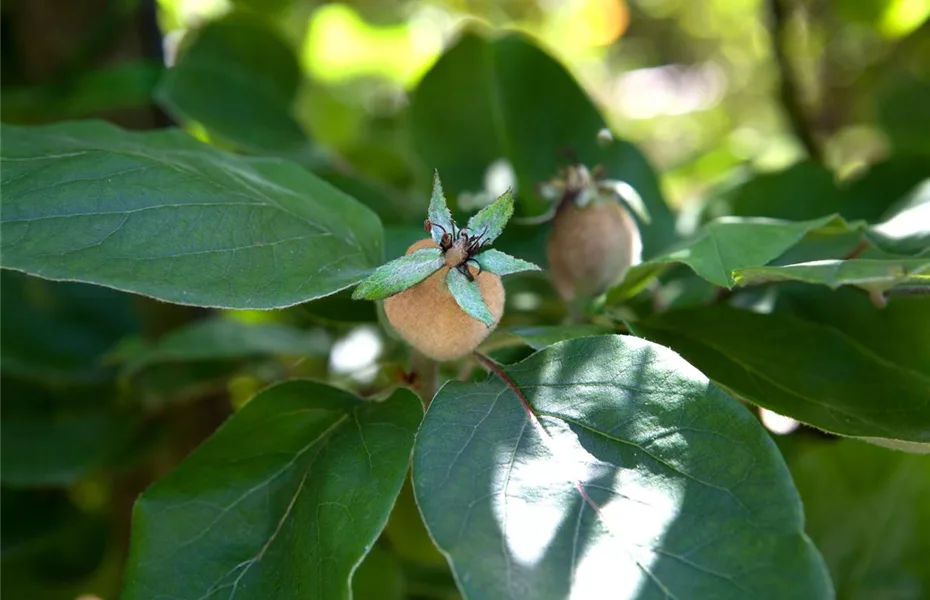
[428,170,455,245]
[352,248,444,300]
[465,189,514,245]
[474,249,540,276]
[604,180,651,224]
[446,267,496,327]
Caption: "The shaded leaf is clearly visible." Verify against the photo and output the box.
[446,267,495,327]
[409,29,676,257]
[773,285,930,377]
[0,120,382,309]
[352,248,444,300]
[465,190,514,246]
[121,316,331,376]
[630,305,930,443]
[473,249,540,276]
[608,214,854,302]
[122,382,422,600]
[428,171,455,245]
[733,258,930,293]
[156,14,316,162]
[790,440,930,599]
[414,336,831,600]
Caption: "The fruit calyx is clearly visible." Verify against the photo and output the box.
[352,170,541,327]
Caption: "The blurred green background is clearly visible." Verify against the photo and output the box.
[1,0,928,598]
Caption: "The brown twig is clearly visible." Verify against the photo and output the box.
[474,353,536,417]
[767,0,823,163]
[842,240,870,260]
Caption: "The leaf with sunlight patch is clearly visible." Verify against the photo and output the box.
[413,335,831,600]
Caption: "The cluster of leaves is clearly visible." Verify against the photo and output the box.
[2,10,929,600]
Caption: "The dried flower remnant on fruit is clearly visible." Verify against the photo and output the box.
[352,171,541,360]
[543,160,645,304]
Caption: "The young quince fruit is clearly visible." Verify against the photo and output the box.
[352,172,540,361]
[541,163,646,304]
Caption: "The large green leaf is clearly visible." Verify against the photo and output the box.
[409,29,675,257]
[0,270,139,384]
[0,120,382,309]
[630,305,930,443]
[790,440,930,599]
[413,335,831,600]
[156,14,316,162]
[733,258,930,293]
[121,316,330,376]
[608,214,853,302]
[122,381,422,600]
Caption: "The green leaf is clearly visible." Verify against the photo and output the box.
[428,171,455,245]
[0,120,382,309]
[508,324,614,350]
[352,248,444,300]
[122,382,422,600]
[608,214,854,302]
[409,29,676,257]
[156,14,317,162]
[446,267,495,327]
[789,440,930,598]
[773,285,930,377]
[121,316,330,376]
[473,248,540,276]
[465,189,514,245]
[630,305,930,443]
[413,336,831,600]
[0,270,140,384]
[733,258,930,293]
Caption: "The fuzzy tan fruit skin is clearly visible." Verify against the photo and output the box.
[384,239,505,361]
[547,200,642,302]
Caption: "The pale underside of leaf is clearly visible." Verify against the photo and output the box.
[446,267,495,327]
[352,247,444,300]
[465,189,514,246]
[474,248,540,276]
[428,170,455,245]
[733,258,930,293]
